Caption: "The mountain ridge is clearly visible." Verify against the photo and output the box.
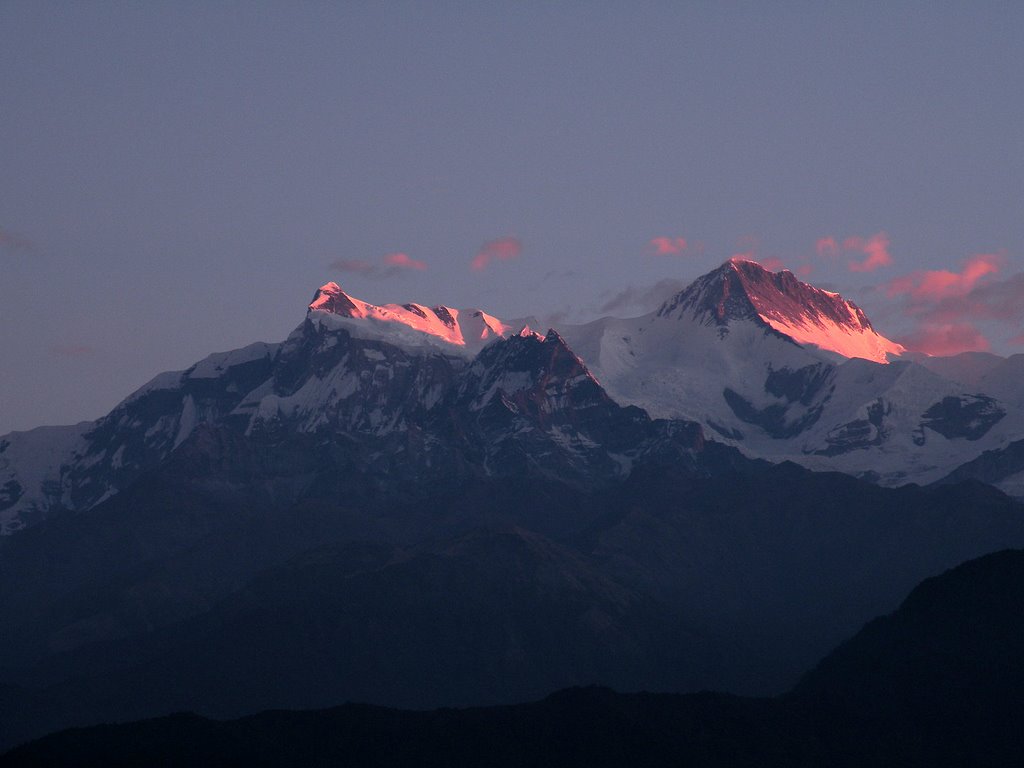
[3,259,1023,534]
[3,274,1024,749]
[7,548,1024,766]
[657,258,905,363]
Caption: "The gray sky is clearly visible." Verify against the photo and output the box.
[3,2,1023,433]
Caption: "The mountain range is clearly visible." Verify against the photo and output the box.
[7,547,1024,767]
[3,259,1024,752]
[4,257,1024,537]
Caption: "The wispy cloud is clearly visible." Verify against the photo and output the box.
[650,236,689,256]
[382,252,426,271]
[963,272,1024,323]
[815,237,838,257]
[540,308,572,328]
[471,237,522,271]
[598,278,688,315]
[329,251,428,278]
[814,232,892,272]
[844,232,892,273]
[896,324,990,356]
[885,253,1001,302]
[883,252,1023,355]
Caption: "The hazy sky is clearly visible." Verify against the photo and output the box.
[2,2,1023,433]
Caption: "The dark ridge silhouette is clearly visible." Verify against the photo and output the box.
[6,549,1024,767]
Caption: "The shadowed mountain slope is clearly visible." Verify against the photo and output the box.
[7,549,1024,767]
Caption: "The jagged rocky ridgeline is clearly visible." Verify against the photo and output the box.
[3,258,1024,534]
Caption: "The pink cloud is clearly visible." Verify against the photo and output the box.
[880,251,1024,356]
[329,251,429,277]
[758,257,784,271]
[382,252,426,271]
[885,253,1001,302]
[897,324,991,356]
[796,264,814,277]
[960,272,1024,321]
[471,236,522,271]
[1009,333,1024,346]
[650,236,688,255]
[911,275,1024,327]
[845,232,892,273]
[815,237,838,257]
[813,232,892,272]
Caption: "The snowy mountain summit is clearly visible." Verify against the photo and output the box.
[659,258,905,363]
[308,282,511,353]
[308,260,905,364]
[3,259,1024,535]
[556,260,1022,490]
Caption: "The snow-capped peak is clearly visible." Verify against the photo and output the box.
[308,282,512,353]
[309,282,361,316]
[657,258,905,363]
[516,325,544,340]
